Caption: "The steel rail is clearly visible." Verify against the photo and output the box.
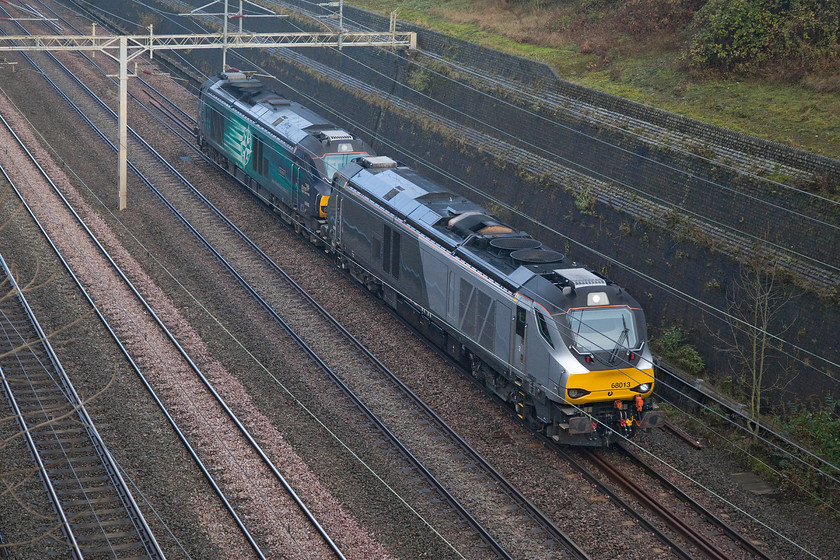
[379,311,699,560]
[140,81,590,560]
[584,448,731,560]
[131,35,595,560]
[0,259,83,559]
[36,9,519,555]
[617,441,773,560]
[0,127,166,559]
[1,251,166,559]
[109,75,514,560]
[0,20,278,558]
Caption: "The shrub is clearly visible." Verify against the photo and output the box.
[778,397,840,468]
[653,326,706,375]
[687,0,840,73]
[768,397,840,509]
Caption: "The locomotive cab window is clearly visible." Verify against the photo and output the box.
[324,151,366,178]
[567,307,638,354]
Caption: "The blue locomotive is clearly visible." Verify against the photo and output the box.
[197,72,664,446]
[197,71,373,239]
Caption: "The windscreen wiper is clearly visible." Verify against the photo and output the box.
[609,315,629,365]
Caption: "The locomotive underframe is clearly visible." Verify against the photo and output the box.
[199,139,329,246]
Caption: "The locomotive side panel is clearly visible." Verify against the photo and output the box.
[418,248,448,318]
[335,193,375,269]
[524,305,554,390]
[200,97,296,210]
[447,270,515,373]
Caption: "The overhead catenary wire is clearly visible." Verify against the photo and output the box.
[209,0,840,507]
[236,45,840,386]
[1,6,484,556]
[47,0,840,552]
[133,0,840,450]
[194,37,840,510]
[289,0,840,217]
[250,1,840,381]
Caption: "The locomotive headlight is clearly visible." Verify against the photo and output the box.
[319,195,329,218]
[587,292,609,306]
[567,388,591,399]
[631,383,651,393]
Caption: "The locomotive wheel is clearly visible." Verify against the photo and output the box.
[470,356,486,382]
[525,409,546,433]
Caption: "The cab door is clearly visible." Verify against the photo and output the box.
[291,163,301,211]
[514,305,527,373]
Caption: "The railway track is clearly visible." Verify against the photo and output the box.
[0,11,525,560]
[383,305,779,560]
[27,4,786,558]
[138,46,596,560]
[610,442,772,560]
[9,3,593,557]
[0,251,164,559]
[116,49,592,560]
[4,3,831,560]
[142,85,591,559]
[0,23,348,557]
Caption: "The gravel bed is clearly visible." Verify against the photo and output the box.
[0,3,837,560]
[0,35,396,560]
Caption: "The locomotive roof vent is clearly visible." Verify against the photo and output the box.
[554,267,607,288]
[221,71,247,81]
[227,79,263,91]
[317,129,354,142]
[489,237,541,257]
[448,211,515,238]
[510,248,565,264]
[359,156,398,169]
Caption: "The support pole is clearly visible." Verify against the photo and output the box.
[338,0,343,50]
[118,36,128,211]
[222,0,229,70]
[0,24,415,211]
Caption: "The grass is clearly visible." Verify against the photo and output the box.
[346,0,840,159]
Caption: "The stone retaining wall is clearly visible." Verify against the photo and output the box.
[87,0,840,400]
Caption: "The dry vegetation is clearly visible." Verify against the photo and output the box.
[349,0,840,158]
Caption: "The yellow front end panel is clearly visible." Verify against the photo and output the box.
[566,367,654,404]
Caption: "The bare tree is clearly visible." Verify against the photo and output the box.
[720,255,797,431]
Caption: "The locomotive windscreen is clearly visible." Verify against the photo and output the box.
[566,307,638,353]
[324,151,366,177]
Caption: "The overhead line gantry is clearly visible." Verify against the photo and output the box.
[0,1,415,210]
